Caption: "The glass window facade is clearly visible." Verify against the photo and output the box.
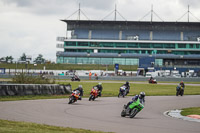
[155,59,163,66]
[57,57,139,65]
[58,41,200,65]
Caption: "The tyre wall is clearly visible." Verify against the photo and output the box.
[0,84,71,96]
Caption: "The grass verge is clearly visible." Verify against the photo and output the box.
[181,107,200,116]
[0,119,109,133]
[0,63,137,71]
[62,81,200,97]
[1,81,200,101]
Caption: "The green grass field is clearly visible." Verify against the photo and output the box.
[0,63,137,71]
[64,81,200,97]
[181,107,200,116]
[0,81,200,101]
[0,119,110,133]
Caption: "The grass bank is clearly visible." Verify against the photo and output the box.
[181,107,200,116]
[1,81,200,101]
[0,63,137,71]
[65,81,200,97]
[0,119,109,133]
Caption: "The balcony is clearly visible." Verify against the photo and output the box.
[56,44,64,48]
[57,37,66,42]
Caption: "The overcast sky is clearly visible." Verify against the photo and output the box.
[0,0,200,62]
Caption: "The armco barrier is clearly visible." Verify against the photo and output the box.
[0,84,71,96]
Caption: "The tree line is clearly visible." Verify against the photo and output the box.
[0,53,46,64]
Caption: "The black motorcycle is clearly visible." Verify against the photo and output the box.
[176,85,184,96]
[71,76,80,81]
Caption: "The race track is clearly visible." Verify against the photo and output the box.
[0,96,200,133]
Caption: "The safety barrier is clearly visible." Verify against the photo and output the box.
[0,84,71,96]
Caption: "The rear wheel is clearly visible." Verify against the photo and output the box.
[130,108,138,118]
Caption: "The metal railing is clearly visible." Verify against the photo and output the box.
[56,37,66,42]
[56,44,64,48]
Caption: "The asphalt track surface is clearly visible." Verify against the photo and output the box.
[0,96,200,133]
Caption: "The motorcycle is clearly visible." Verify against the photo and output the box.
[121,98,144,118]
[176,85,184,96]
[89,87,99,101]
[118,85,127,98]
[68,90,80,104]
[71,76,80,81]
[148,79,157,84]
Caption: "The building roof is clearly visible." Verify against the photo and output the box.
[61,20,200,31]
[57,52,200,59]
[61,20,200,25]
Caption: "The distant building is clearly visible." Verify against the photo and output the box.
[56,20,200,70]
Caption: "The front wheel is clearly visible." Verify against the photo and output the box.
[68,98,73,104]
[121,110,126,117]
[130,108,138,118]
[89,95,93,101]
[176,91,179,96]
[68,96,76,104]
[181,90,184,96]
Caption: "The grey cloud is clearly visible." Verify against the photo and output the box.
[2,0,117,14]
[2,0,77,15]
[2,0,37,7]
[178,0,200,9]
[77,0,117,10]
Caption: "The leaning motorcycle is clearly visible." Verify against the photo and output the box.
[176,85,184,96]
[89,87,99,101]
[118,85,127,98]
[68,90,80,104]
[71,76,80,81]
[148,79,157,84]
[121,98,144,118]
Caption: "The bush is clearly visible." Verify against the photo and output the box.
[12,73,55,84]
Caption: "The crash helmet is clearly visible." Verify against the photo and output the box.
[98,82,102,85]
[177,85,181,88]
[126,81,129,85]
[139,92,145,98]
[93,86,98,90]
[78,85,82,88]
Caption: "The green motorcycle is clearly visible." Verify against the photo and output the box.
[121,98,144,118]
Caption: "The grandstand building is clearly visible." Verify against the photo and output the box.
[56,20,200,70]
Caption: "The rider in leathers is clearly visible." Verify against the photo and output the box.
[73,85,83,100]
[125,92,145,110]
[123,81,130,94]
[96,82,103,97]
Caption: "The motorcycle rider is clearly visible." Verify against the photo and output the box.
[73,85,83,100]
[123,81,130,94]
[149,76,154,82]
[96,82,103,97]
[179,81,185,89]
[73,74,79,80]
[125,92,146,109]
